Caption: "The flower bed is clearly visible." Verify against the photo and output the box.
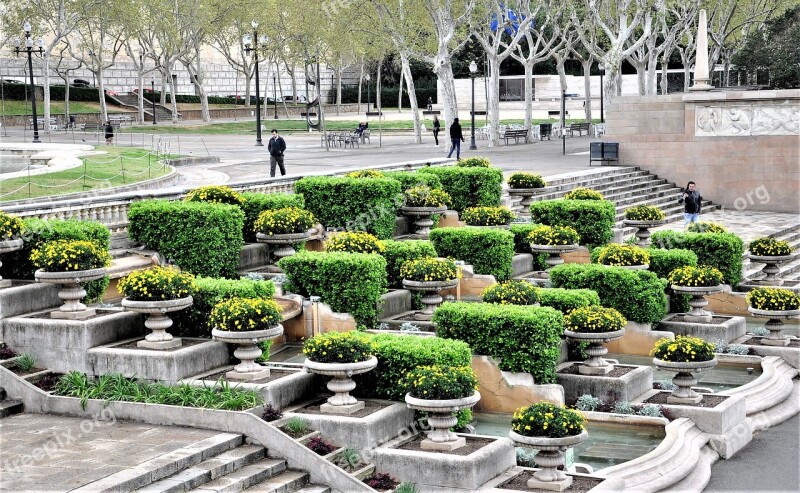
[512,402,585,438]
[461,206,515,227]
[0,211,24,240]
[746,287,800,311]
[651,336,715,363]
[346,169,386,179]
[31,239,111,271]
[401,365,478,400]
[118,266,194,301]
[482,280,538,305]
[254,207,315,235]
[564,305,626,333]
[457,157,491,168]
[667,265,724,287]
[325,231,386,254]
[302,331,375,364]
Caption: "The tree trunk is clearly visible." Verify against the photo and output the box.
[433,59,458,131]
[487,56,501,147]
[523,61,533,137]
[160,73,168,105]
[42,51,52,128]
[376,62,382,110]
[138,71,145,123]
[336,67,342,116]
[556,58,567,93]
[64,81,70,118]
[168,68,179,124]
[358,60,363,114]
[97,66,108,123]
[400,51,421,144]
[582,59,592,122]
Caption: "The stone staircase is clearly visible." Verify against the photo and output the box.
[109,91,179,122]
[0,385,23,418]
[743,222,800,284]
[73,432,328,493]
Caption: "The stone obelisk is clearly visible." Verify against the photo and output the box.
[690,9,713,91]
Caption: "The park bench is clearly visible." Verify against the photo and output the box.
[568,122,591,137]
[502,128,529,145]
[27,117,57,129]
[109,115,133,126]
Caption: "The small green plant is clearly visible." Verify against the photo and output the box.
[461,206,515,226]
[687,222,728,234]
[0,211,24,240]
[725,344,749,355]
[624,205,665,221]
[337,448,362,470]
[302,331,375,364]
[651,336,715,363]
[637,404,664,418]
[654,379,677,390]
[527,225,580,246]
[325,231,386,254]
[512,402,585,438]
[400,257,458,282]
[564,187,604,200]
[253,207,315,236]
[749,237,793,256]
[667,265,724,287]
[613,401,634,415]
[117,266,194,301]
[507,172,546,189]
[401,365,478,400]
[30,239,111,272]
[751,327,770,337]
[403,185,451,208]
[346,169,386,179]
[481,280,538,305]
[516,448,537,467]
[596,244,651,267]
[564,305,627,333]
[255,339,272,363]
[15,353,36,372]
[285,416,309,435]
[575,394,602,411]
[394,482,419,493]
[456,156,491,167]
[183,185,245,205]
[209,298,282,332]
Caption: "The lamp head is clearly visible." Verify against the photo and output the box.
[23,21,31,33]
[26,37,33,48]
[259,34,268,44]
[365,73,370,81]
[469,61,478,74]
[598,63,605,72]
[12,38,21,49]
[251,20,259,29]
[37,38,44,48]
[242,33,252,47]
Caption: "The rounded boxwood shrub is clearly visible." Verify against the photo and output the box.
[687,222,728,234]
[346,169,386,179]
[302,331,375,363]
[0,211,24,240]
[118,266,194,301]
[624,205,665,221]
[482,280,538,305]
[512,402,585,438]
[184,185,245,206]
[457,157,491,167]
[418,167,503,212]
[325,231,385,254]
[530,199,615,248]
[383,171,442,191]
[527,225,580,246]
[596,244,650,266]
[254,207,315,235]
[746,287,800,311]
[380,239,437,289]
[749,237,793,256]
[651,336,715,362]
[643,248,698,279]
[401,365,478,400]
[507,172,546,189]
[667,265,724,287]
[461,206,515,226]
[650,230,744,286]
[429,227,514,280]
[209,297,282,331]
[240,192,305,242]
[536,288,601,314]
[564,305,626,333]
[403,185,451,208]
[30,240,111,272]
[564,187,604,200]
[400,257,458,282]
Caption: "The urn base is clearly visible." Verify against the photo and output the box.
[320,401,365,415]
[667,394,704,405]
[52,308,96,320]
[527,476,573,492]
[226,367,272,381]
[578,364,614,376]
[421,436,466,452]
[760,337,791,347]
[682,313,713,324]
[138,338,183,350]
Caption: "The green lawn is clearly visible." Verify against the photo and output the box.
[0,147,177,202]
[0,100,102,116]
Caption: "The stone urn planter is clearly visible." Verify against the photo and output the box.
[564,329,626,375]
[122,297,193,349]
[304,356,378,414]
[749,254,794,286]
[34,268,106,319]
[212,325,284,381]
[670,285,724,323]
[465,224,511,230]
[0,238,23,288]
[653,358,718,404]
[507,188,544,213]
[622,219,667,247]
[617,263,649,271]
[747,307,800,346]
[405,391,481,451]
[402,279,460,321]
[529,244,579,269]
[256,231,312,268]
[508,430,588,491]
[401,205,447,237]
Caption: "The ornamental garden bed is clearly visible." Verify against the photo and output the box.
[28,371,64,392]
[201,367,297,384]
[558,363,638,378]
[664,315,732,324]
[644,391,729,408]
[111,338,206,351]
[500,471,603,493]
[293,398,392,418]
[395,435,496,456]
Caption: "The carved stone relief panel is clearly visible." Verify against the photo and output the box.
[695,101,799,136]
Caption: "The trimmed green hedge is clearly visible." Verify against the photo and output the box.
[510,223,548,270]
[240,192,305,242]
[129,200,244,278]
[417,167,503,212]
[381,239,437,288]
[549,264,667,325]
[434,302,564,384]
[278,251,387,326]
[650,231,744,286]
[172,276,275,338]
[430,227,514,280]
[536,288,601,314]
[0,218,110,302]
[383,171,442,191]
[529,199,616,248]
[354,333,472,400]
[295,176,401,239]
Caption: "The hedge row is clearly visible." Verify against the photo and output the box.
[278,251,387,327]
[530,199,616,248]
[510,223,548,270]
[418,167,503,212]
[381,239,437,289]
[549,264,668,325]
[434,302,564,384]
[240,192,305,242]
[128,200,244,278]
[430,227,514,280]
[650,231,744,286]
[382,170,442,191]
[0,218,110,302]
[536,287,601,314]
[327,83,438,107]
[1,84,105,103]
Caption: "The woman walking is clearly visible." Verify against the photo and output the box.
[447,118,464,160]
[432,115,441,147]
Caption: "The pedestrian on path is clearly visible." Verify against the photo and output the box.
[447,118,464,160]
[678,180,702,228]
[432,115,441,147]
[104,121,114,145]
[268,129,286,177]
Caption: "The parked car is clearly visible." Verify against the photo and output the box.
[72,79,91,87]
[0,78,23,84]
[226,95,262,104]
[283,95,308,103]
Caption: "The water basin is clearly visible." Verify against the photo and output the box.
[473,412,666,472]
[746,316,799,338]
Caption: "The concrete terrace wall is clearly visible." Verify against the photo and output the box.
[604,89,800,213]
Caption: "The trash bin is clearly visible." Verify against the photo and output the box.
[539,123,552,140]
[589,142,619,166]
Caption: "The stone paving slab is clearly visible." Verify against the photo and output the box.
[651,210,800,245]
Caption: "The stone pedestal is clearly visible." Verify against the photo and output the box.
[557,364,653,405]
[653,358,718,404]
[658,314,746,345]
[509,430,588,492]
[305,357,378,416]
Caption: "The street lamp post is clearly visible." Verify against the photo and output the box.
[13,21,44,143]
[243,21,265,146]
[365,73,371,111]
[151,80,157,124]
[468,61,478,151]
[273,75,278,119]
[598,63,605,124]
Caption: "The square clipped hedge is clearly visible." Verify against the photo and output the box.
[172,276,275,338]
[354,333,472,400]
[510,223,548,270]
[240,192,305,242]
[278,251,387,327]
[383,170,442,192]
[381,239,437,289]
[589,246,698,280]
[549,263,667,325]
[650,230,744,286]
[129,200,244,278]
[429,227,514,280]
[294,176,401,239]
[0,218,111,302]
[536,287,601,314]
[417,166,503,212]
[529,199,616,248]
[433,302,564,384]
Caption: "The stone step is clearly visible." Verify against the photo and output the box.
[288,486,331,493]
[744,257,800,280]
[537,172,662,199]
[541,167,648,189]
[72,433,244,492]
[0,398,23,419]
[189,458,290,492]
[141,445,267,492]
[230,468,310,493]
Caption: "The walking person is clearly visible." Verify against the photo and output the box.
[678,180,702,228]
[427,97,433,112]
[447,118,464,160]
[432,115,441,147]
[104,121,114,145]
[267,129,286,177]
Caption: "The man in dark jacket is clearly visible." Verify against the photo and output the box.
[446,118,464,160]
[678,181,702,228]
[267,129,286,177]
